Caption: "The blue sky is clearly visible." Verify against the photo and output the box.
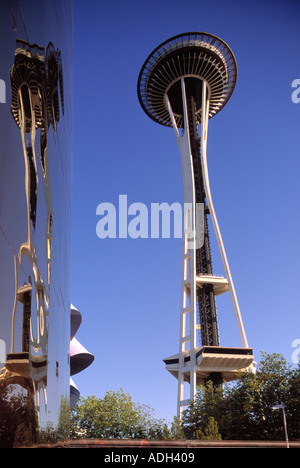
[71,0,300,423]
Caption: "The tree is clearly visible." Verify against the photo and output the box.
[285,362,300,440]
[196,417,222,440]
[0,384,38,448]
[181,380,224,439]
[70,388,168,439]
[169,416,185,440]
[181,352,300,441]
[70,353,300,441]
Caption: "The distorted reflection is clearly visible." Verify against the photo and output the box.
[0,39,63,430]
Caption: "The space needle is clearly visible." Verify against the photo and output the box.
[137,32,254,416]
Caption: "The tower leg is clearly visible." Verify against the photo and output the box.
[166,78,198,415]
[200,80,248,349]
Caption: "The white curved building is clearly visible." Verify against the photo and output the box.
[70,305,94,409]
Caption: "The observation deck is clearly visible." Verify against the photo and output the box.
[137,32,237,128]
[163,346,254,387]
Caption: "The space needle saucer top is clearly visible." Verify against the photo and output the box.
[137,32,237,128]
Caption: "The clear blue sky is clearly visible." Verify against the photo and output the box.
[71,0,300,423]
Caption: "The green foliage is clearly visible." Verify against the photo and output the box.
[70,388,169,439]
[0,384,38,447]
[181,380,224,439]
[70,352,300,441]
[196,417,222,440]
[169,416,185,439]
[181,352,300,441]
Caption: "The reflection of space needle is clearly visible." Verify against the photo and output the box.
[0,40,64,425]
[8,40,63,360]
[138,32,254,416]
[9,40,48,366]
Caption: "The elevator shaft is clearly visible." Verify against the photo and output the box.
[186,93,220,348]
